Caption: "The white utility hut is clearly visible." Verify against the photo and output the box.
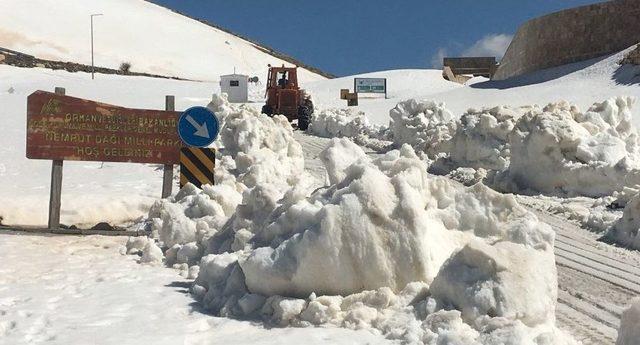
[219,74,248,103]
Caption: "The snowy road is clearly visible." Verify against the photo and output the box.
[528,209,640,345]
[1,132,638,344]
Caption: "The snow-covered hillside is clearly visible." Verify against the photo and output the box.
[307,47,640,127]
[0,0,327,82]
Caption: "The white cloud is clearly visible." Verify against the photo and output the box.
[429,33,513,69]
[430,47,448,68]
[462,33,513,59]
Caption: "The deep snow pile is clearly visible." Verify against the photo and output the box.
[388,99,456,157]
[501,97,640,197]
[388,96,640,199]
[133,95,575,343]
[617,298,640,345]
[191,143,573,344]
[308,108,391,150]
[141,94,314,272]
[438,105,532,173]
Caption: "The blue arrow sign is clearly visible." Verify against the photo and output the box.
[178,106,219,147]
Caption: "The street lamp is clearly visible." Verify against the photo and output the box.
[90,13,103,80]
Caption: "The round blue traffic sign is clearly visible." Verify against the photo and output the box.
[178,106,219,147]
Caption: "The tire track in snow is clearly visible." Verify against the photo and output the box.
[529,208,640,344]
[554,238,640,277]
[556,303,618,344]
[555,250,640,294]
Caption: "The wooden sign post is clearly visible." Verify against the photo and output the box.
[48,87,65,229]
[162,95,175,198]
[27,89,182,229]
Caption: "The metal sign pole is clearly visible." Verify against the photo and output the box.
[384,78,387,99]
[48,87,65,229]
[161,95,175,198]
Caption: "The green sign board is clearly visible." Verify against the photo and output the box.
[354,78,387,96]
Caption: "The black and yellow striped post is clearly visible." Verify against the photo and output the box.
[180,147,215,188]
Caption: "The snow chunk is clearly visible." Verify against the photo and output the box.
[430,240,556,327]
[193,253,247,314]
[398,97,640,198]
[389,99,455,153]
[309,108,382,139]
[609,192,640,250]
[444,106,529,172]
[176,242,201,265]
[319,137,368,184]
[140,240,164,264]
[125,236,149,255]
[617,298,640,345]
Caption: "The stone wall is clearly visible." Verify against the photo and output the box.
[493,0,640,80]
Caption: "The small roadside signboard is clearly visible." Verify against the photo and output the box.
[354,77,387,98]
[27,90,182,164]
[177,106,219,148]
[26,89,183,230]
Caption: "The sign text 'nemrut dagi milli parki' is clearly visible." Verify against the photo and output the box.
[27,90,182,164]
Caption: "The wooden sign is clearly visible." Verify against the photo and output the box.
[27,90,182,164]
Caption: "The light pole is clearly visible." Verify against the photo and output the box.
[90,13,103,80]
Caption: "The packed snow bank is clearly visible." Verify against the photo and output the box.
[144,94,312,258]
[191,142,572,343]
[137,97,573,343]
[237,144,555,298]
[389,99,455,155]
[308,108,381,138]
[501,97,640,197]
[388,96,640,198]
[617,298,640,345]
[308,108,391,150]
[608,193,640,250]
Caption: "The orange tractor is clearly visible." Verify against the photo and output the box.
[262,65,313,130]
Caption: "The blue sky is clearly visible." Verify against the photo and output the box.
[153,0,602,77]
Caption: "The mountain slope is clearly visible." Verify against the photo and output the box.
[0,0,328,82]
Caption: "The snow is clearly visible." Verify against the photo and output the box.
[501,97,640,198]
[137,95,573,343]
[305,46,640,129]
[318,137,368,185]
[0,0,326,82]
[306,69,462,125]
[379,96,640,199]
[609,192,640,250]
[308,108,384,139]
[1,4,640,342]
[0,232,390,345]
[2,42,639,227]
[389,99,455,157]
[617,298,640,345]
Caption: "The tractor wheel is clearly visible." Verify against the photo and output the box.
[297,103,312,131]
[262,104,273,117]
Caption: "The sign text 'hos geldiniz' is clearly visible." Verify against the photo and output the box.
[26,90,182,164]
